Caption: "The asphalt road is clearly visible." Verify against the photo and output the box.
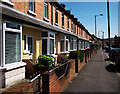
[63,49,120,93]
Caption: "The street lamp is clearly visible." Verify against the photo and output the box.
[95,14,103,37]
[107,0,111,59]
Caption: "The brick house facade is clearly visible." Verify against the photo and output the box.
[0,0,93,88]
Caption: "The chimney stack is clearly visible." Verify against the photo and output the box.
[60,4,66,9]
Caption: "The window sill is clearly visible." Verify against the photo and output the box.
[44,17,50,22]
[67,28,70,31]
[0,62,26,71]
[61,26,64,29]
[24,50,30,54]
[1,0,14,6]
[55,23,59,26]
[28,10,37,16]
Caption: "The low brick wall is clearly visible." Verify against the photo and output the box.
[2,49,95,93]
[42,59,76,93]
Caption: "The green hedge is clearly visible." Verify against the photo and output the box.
[69,50,84,62]
[36,55,55,71]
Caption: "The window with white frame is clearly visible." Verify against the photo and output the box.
[55,8,58,24]
[62,13,64,27]
[42,32,55,55]
[81,41,84,49]
[24,35,33,53]
[60,36,65,52]
[60,36,69,52]
[44,2,48,18]
[65,36,69,51]
[2,22,22,65]
[67,17,69,30]
[29,0,35,12]
[71,21,73,32]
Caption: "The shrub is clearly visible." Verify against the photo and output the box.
[36,55,55,71]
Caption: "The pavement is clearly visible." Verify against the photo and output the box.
[63,49,120,93]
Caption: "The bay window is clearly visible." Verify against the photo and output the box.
[42,32,55,55]
[60,36,69,52]
[60,36,65,52]
[66,36,69,51]
[2,22,22,66]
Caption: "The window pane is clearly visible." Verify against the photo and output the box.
[66,40,68,51]
[42,39,47,55]
[49,32,54,38]
[42,32,48,37]
[5,32,21,64]
[70,38,73,50]
[61,40,64,52]
[28,37,32,52]
[6,22,20,30]
[62,13,64,26]
[44,5,46,17]
[29,0,34,11]
[50,39,54,54]
[55,10,58,23]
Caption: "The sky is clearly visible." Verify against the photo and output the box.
[58,1,118,39]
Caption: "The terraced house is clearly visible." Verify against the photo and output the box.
[0,0,93,88]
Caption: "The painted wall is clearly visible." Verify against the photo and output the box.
[22,26,41,63]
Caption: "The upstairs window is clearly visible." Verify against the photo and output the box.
[62,13,64,27]
[51,4,53,25]
[29,0,35,12]
[67,17,69,29]
[55,8,58,24]
[71,21,73,31]
[44,2,48,18]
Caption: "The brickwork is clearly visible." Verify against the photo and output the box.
[2,50,95,93]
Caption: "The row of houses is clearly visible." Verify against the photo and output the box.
[0,0,94,88]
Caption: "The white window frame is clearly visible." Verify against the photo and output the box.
[55,8,58,25]
[65,36,69,52]
[60,36,65,53]
[24,35,34,54]
[60,36,69,53]
[44,2,48,19]
[29,0,35,12]
[41,32,55,55]
[2,22,22,67]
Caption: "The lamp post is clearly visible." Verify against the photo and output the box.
[95,14,103,36]
[107,0,111,59]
